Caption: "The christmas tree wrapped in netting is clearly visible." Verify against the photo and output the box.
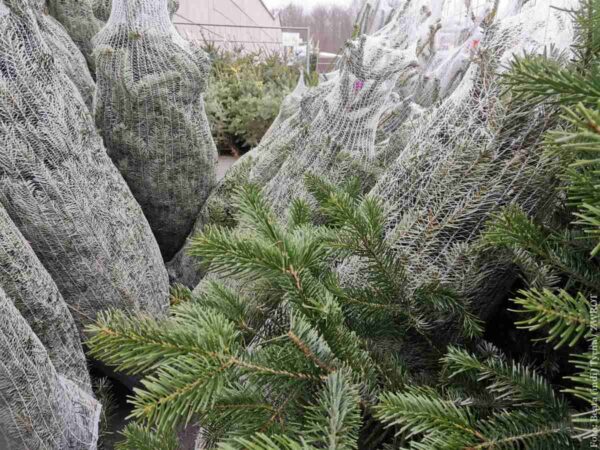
[167,0,496,286]
[29,0,95,110]
[0,205,92,393]
[373,0,489,144]
[0,0,169,329]
[169,0,576,295]
[0,286,100,450]
[46,0,102,70]
[94,0,217,260]
[339,0,577,320]
[167,8,423,286]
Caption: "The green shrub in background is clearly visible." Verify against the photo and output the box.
[204,48,299,155]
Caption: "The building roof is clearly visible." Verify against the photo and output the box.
[258,0,277,21]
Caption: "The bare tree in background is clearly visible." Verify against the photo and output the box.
[277,2,362,53]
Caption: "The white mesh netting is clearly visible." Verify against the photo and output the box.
[167,9,422,286]
[30,0,95,110]
[92,0,112,22]
[93,0,217,260]
[0,0,169,330]
[169,0,576,294]
[261,70,308,143]
[0,205,92,394]
[0,286,100,450]
[46,0,102,70]
[93,0,180,22]
[345,0,576,320]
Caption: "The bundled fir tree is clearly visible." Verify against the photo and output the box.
[0,286,100,449]
[29,0,96,110]
[0,204,92,394]
[87,180,482,449]
[87,1,599,449]
[373,0,600,447]
[46,0,102,70]
[94,0,217,259]
[0,0,169,330]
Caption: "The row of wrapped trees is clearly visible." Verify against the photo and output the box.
[0,0,594,447]
[0,0,216,446]
[168,0,575,290]
[86,0,599,448]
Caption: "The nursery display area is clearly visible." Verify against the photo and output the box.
[0,0,598,449]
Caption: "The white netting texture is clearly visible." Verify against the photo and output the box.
[93,0,180,22]
[344,0,575,318]
[167,9,423,286]
[169,0,575,292]
[46,0,102,70]
[0,0,169,329]
[93,0,217,260]
[93,0,112,22]
[30,0,95,110]
[0,286,100,450]
[0,205,92,393]
[261,70,308,143]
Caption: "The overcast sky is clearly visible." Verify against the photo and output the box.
[263,0,354,10]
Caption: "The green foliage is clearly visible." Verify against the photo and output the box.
[204,49,299,154]
[218,434,314,450]
[169,283,193,306]
[115,424,178,450]
[304,370,362,449]
[511,289,593,348]
[376,346,575,450]
[86,4,600,448]
[565,336,600,410]
[491,2,600,432]
[87,179,480,448]
[504,54,599,107]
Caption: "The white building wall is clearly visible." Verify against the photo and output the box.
[175,0,283,54]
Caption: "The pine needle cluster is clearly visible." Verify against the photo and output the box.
[87,177,481,449]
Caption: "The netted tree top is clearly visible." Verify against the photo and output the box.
[337,0,577,319]
[373,0,575,242]
[0,0,169,330]
[167,9,423,286]
[46,0,102,70]
[93,0,180,22]
[29,0,95,110]
[94,0,217,260]
[0,286,100,450]
[259,23,421,213]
